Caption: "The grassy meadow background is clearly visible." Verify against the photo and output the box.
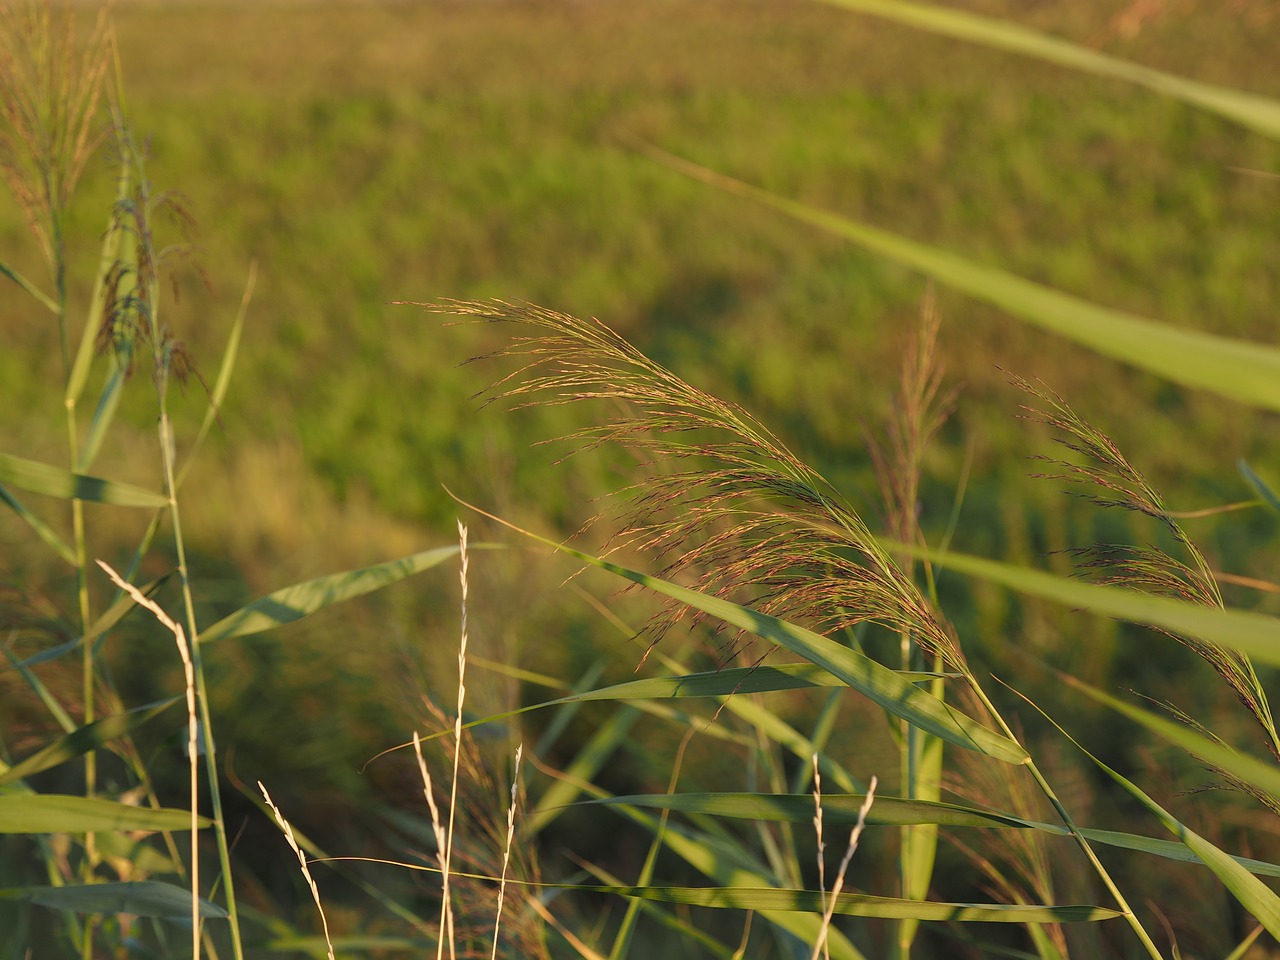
[2,0,1279,956]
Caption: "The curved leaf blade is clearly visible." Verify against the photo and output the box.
[497,524,1026,764]
[814,0,1280,139]
[905,544,1280,667]
[0,794,211,834]
[201,544,471,641]
[0,452,167,508]
[640,147,1280,413]
[0,698,179,787]
[0,881,227,919]
[578,883,1121,923]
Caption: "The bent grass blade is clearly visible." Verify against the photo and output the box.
[637,147,1280,414]
[812,0,1280,140]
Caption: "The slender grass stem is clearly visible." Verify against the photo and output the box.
[159,409,245,960]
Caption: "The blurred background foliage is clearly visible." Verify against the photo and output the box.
[1,1,1278,954]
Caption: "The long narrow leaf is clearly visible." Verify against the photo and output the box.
[901,543,1280,667]
[0,480,75,565]
[490,517,1027,764]
[0,699,178,786]
[592,792,1280,879]
[201,544,468,641]
[0,794,211,834]
[0,452,167,508]
[1042,710,1280,939]
[639,146,1280,413]
[0,881,227,919]
[812,0,1280,140]
[79,364,127,472]
[577,883,1121,923]
[1065,678,1280,806]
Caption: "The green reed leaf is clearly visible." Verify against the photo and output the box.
[0,881,226,919]
[0,452,167,507]
[1066,678,1280,805]
[0,794,210,834]
[640,147,1280,413]
[536,535,1028,764]
[902,544,1280,667]
[1239,460,1280,515]
[813,0,1280,139]
[566,883,1121,923]
[0,479,75,565]
[1043,709,1280,938]
[201,544,469,641]
[0,698,179,786]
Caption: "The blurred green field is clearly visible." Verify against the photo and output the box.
[2,1,1279,956]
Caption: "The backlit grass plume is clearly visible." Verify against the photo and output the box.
[425,298,965,673]
[1017,374,1280,792]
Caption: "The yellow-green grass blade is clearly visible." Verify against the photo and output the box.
[1239,460,1280,515]
[423,662,950,749]
[529,705,640,833]
[592,792,1280,879]
[899,543,1280,667]
[574,884,1121,923]
[5,575,175,673]
[0,881,227,919]
[201,544,468,641]
[713,682,862,793]
[78,364,127,473]
[0,698,179,787]
[177,262,254,490]
[641,147,1280,413]
[0,259,58,314]
[1045,712,1280,938]
[812,0,1280,140]
[901,675,945,952]
[2,646,77,733]
[534,534,1027,764]
[0,795,211,834]
[0,452,167,508]
[576,856,741,959]
[265,938,435,955]
[1065,678,1280,806]
[0,480,75,565]
[631,810,867,958]
[66,136,132,407]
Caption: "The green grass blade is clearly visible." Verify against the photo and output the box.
[66,140,131,406]
[593,791,1037,829]
[0,794,211,834]
[0,698,179,786]
[0,452,167,508]
[516,528,1027,764]
[1239,460,1280,515]
[640,147,1280,413]
[812,0,1280,139]
[0,258,59,314]
[78,364,127,473]
[1065,678,1280,805]
[575,883,1121,923]
[590,792,1280,879]
[200,544,468,641]
[177,262,254,490]
[0,480,76,565]
[529,705,640,833]
[900,543,1280,667]
[0,881,227,919]
[1041,709,1280,939]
